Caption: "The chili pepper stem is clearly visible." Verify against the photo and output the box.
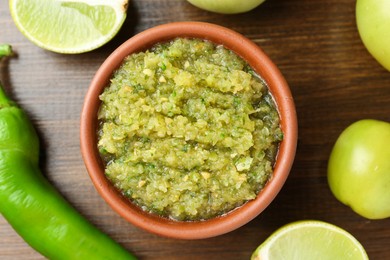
[0,44,13,107]
[0,44,13,59]
[0,84,11,107]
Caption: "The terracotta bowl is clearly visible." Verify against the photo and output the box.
[80,21,297,240]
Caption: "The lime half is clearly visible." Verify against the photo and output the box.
[9,0,128,54]
[251,220,369,260]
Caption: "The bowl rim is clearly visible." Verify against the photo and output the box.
[80,21,297,240]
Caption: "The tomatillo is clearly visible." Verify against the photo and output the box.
[327,119,390,219]
[186,0,266,14]
[356,0,390,71]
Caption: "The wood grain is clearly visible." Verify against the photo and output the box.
[1,0,390,259]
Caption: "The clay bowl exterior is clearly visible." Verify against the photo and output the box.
[80,21,297,240]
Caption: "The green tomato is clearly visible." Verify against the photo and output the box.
[356,0,390,71]
[186,0,266,14]
[328,119,390,219]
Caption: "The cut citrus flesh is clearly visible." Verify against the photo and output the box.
[251,220,369,260]
[9,0,128,54]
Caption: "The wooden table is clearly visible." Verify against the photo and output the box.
[1,0,389,259]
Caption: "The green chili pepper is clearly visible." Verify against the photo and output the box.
[0,45,136,260]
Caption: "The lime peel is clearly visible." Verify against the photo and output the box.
[9,0,128,54]
[251,220,369,260]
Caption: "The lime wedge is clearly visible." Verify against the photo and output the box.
[9,0,128,54]
[251,220,369,260]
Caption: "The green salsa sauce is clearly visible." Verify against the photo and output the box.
[98,38,283,221]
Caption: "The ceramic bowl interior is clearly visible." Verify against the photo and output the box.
[80,21,297,240]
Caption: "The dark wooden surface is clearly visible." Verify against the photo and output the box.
[1,0,390,259]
